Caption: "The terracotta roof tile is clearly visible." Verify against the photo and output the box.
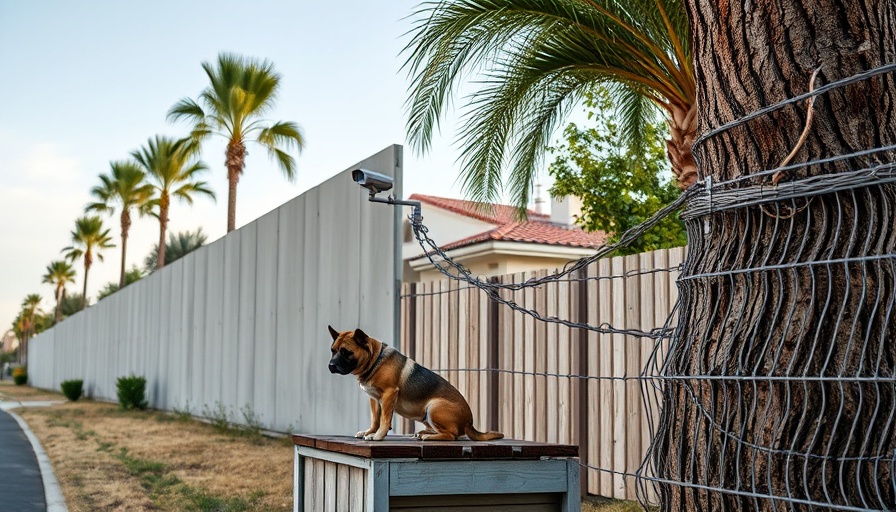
[409,194,550,225]
[408,194,606,253]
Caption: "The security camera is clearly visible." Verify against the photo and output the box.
[352,169,393,195]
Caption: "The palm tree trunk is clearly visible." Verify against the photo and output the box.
[667,102,698,190]
[654,1,896,510]
[55,284,63,322]
[119,209,131,287]
[157,192,169,270]
[226,140,246,232]
[81,253,91,309]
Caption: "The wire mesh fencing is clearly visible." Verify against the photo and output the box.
[402,62,896,511]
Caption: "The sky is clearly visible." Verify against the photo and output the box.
[0,0,565,331]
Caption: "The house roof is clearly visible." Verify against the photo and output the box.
[409,194,606,253]
[409,194,550,225]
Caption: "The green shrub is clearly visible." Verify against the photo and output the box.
[60,379,84,401]
[116,375,148,410]
[12,366,27,386]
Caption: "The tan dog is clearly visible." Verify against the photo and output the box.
[328,326,504,442]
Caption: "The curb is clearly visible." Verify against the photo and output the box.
[6,409,68,512]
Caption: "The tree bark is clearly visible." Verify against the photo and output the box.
[157,192,169,270]
[654,1,896,511]
[226,140,246,233]
[81,252,91,309]
[119,209,130,287]
[55,284,63,322]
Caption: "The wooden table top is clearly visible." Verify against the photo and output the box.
[292,434,578,460]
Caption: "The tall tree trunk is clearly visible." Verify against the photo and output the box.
[55,284,63,322]
[81,253,91,309]
[226,140,246,232]
[654,1,896,511]
[119,209,131,287]
[157,192,169,270]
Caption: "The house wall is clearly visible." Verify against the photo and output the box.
[401,205,495,260]
[414,254,590,283]
[27,146,402,435]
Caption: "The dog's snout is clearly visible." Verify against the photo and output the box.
[328,363,340,374]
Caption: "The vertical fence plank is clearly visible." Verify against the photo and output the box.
[597,258,613,496]
[547,275,559,444]
[611,256,627,498]
[535,269,548,443]
[624,254,642,499]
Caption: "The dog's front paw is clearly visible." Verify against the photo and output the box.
[355,430,368,438]
[364,432,386,441]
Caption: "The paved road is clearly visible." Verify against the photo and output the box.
[0,408,46,512]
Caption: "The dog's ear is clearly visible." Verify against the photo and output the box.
[328,325,339,341]
[353,328,369,347]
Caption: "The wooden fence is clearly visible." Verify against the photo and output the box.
[399,246,685,502]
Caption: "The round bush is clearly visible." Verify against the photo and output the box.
[12,367,26,386]
[61,379,84,401]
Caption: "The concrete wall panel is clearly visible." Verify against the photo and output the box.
[28,146,401,435]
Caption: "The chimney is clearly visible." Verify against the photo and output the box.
[550,195,582,226]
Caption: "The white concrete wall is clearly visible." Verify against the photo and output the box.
[28,146,403,435]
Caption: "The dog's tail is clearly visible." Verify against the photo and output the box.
[465,423,504,441]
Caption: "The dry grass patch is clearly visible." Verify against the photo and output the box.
[7,384,292,512]
[0,379,67,402]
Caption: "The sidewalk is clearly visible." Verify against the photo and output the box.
[0,401,67,512]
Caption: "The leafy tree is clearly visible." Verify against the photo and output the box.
[59,293,85,317]
[15,294,42,363]
[86,161,154,287]
[96,266,145,300]
[168,52,305,232]
[63,215,115,309]
[403,0,694,211]
[132,136,214,270]
[143,227,208,272]
[42,260,76,322]
[549,87,685,255]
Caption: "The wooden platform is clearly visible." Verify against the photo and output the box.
[292,434,578,460]
[292,435,580,511]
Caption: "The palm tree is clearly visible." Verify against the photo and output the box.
[63,215,115,309]
[18,294,42,363]
[143,227,208,271]
[86,160,154,287]
[403,0,694,209]
[168,52,305,232]
[132,136,215,270]
[42,260,76,322]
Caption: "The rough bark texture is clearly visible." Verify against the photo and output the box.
[119,209,130,287]
[55,284,63,322]
[226,140,246,233]
[157,192,169,270]
[81,252,91,309]
[668,103,699,190]
[654,1,896,511]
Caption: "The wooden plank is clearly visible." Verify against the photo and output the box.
[624,254,642,500]
[611,255,627,499]
[304,458,315,512]
[639,251,659,506]
[349,466,365,512]
[388,459,570,496]
[325,461,337,512]
[547,276,560,444]
[500,275,514,437]
[468,286,481,425]
[312,459,325,512]
[534,269,548,443]
[523,271,536,441]
[337,464,350,512]
[440,280,450,379]
[458,281,469,409]
[514,273,527,440]
[556,275,571,446]
[390,492,561,509]
[596,258,612,496]
[451,279,462,394]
